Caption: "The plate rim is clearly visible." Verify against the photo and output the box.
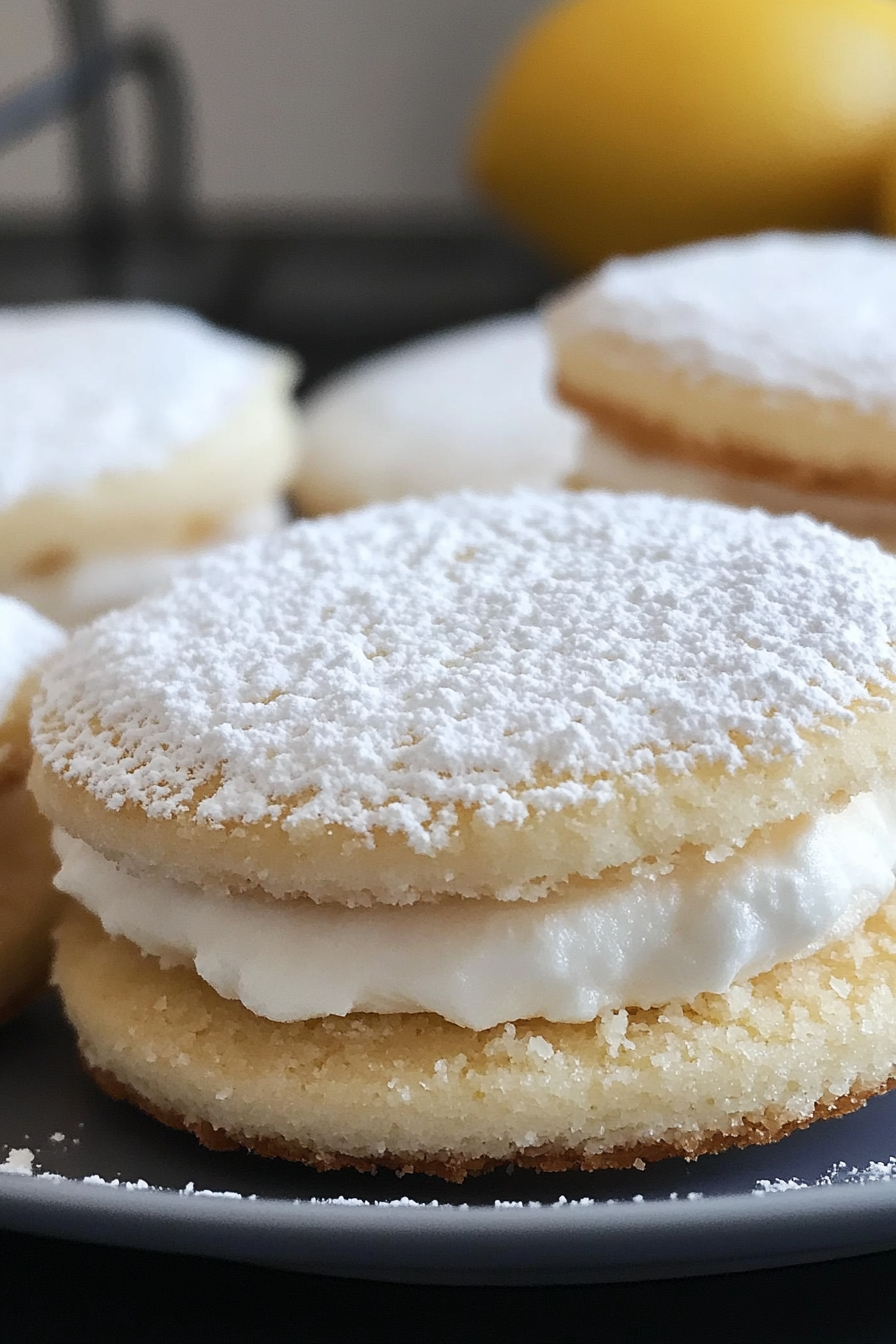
[4,1166,896,1285]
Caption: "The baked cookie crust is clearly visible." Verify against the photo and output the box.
[558,380,896,502]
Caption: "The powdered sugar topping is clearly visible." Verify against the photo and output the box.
[0,302,273,510]
[548,232,896,412]
[32,491,896,850]
[0,595,64,723]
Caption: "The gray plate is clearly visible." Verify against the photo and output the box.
[4,993,896,1285]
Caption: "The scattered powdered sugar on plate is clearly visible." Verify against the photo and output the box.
[549,231,896,412]
[8,1155,883,1207]
[0,1153,245,1199]
[0,595,64,722]
[84,1177,244,1200]
[5,1141,895,1206]
[0,1148,34,1175]
[34,490,896,852]
[0,302,271,510]
[0,1162,655,1207]
[754,1158,896,1195]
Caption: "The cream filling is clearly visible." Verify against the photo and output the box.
[53,790,896,1030]
[6,502,287,627]
[575,430,896,549]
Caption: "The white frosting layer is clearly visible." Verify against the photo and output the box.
[547,232,896,412]
[0,303,272,511]
[54,790,896,1029]
[6,503,288,628]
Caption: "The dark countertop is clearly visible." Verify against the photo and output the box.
[3,1226,895,1342]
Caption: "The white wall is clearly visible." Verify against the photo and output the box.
[0,0,549,213]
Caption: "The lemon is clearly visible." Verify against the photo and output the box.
[470,0,896,269]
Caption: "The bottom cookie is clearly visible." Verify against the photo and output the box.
[0,785,62,1025]
[53,899,896,1181]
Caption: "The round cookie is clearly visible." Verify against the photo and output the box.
[0,595,65,1024]
[31,491,896,1176]
[294,314,581,515]
[0,302,302,626]
[546,232,896,548]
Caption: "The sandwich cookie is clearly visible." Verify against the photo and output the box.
[548,232,896,548]
[32,491,896,1178]
[0,302,302,626]
[294,314,581,515]
[0,595,64,1023]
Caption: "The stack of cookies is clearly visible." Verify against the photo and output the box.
[29,489,896,1177]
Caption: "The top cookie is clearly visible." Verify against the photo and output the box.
[30,491,896,903]
[0,302,278,510]
[547,232,896,411]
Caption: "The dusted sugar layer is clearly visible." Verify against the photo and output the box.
[0,303,276,511]
[548,232,896,411]
[53,790,896,1028]
[30,491,896,900]
[0,595,63,723]
[52,898,896,1177]
[296,314,581,514]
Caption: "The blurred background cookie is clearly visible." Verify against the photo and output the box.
[0,594,64,1025]
[548,231,896,547]
[294,314,581,515]
[0,303,302,628]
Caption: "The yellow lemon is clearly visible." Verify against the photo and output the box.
[470,0,896,269]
